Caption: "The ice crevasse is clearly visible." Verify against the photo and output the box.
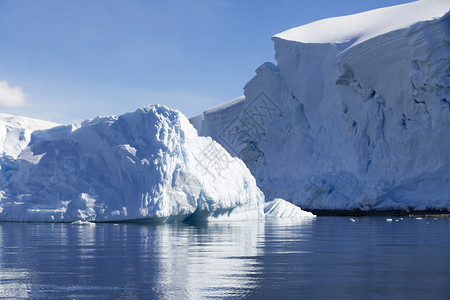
[192,0,450,212]
[0,106,266,222]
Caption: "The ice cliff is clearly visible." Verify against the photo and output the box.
[0,105,264,222]
[191,0,450,212]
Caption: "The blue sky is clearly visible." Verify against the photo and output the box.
[0,0,413,123]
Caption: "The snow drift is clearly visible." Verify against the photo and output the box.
[0,105,264,222]
[192,0,450,212]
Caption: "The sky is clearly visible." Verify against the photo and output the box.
[0,0,414,124]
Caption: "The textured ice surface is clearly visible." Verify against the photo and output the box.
[0,106,264,222]
[264,198,315,219]
[192,0,450,212]
[0,113,59,159]
[274,0,449,47]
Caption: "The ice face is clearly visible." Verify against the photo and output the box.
[191,1,450,211]
[0,105,264,222]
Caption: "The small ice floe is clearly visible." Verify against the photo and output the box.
[386,218,393,222]
[349,218,356,222]
[71,220,95,226]
[415,217,423,220]
[264,198,315,219]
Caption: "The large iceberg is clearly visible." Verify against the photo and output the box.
[0,105,264,222]
[191,0,450,212]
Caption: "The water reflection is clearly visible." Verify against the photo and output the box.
[0,220,268,298]
[0,218,449,299]
[252,217,450,299]
[154,221,264,299]
[0,224,31,298]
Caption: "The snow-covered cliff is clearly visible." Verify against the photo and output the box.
[0,105,264,222]
[192,0,450,212]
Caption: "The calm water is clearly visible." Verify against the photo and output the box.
[0,217,449,299]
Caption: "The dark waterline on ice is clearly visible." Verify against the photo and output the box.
[310,209,450,217]
[0,217,449,299]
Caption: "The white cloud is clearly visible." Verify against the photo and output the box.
[0,81,26,107]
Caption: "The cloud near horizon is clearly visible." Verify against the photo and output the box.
[0,81,26,107]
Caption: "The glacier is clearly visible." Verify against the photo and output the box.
[0,105,265,222]
[191,0,450,212]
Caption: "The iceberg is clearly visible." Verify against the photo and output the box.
[71,220,96,226]
[264,198,315,219]
[192,0,450,212]
[0,105,264,222]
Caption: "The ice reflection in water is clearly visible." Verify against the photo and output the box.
[0,224,31,298]
[0,220,271,298]
[154,221,264,299]
[1,217,448,299]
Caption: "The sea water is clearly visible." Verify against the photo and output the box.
[0,217,449,299]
